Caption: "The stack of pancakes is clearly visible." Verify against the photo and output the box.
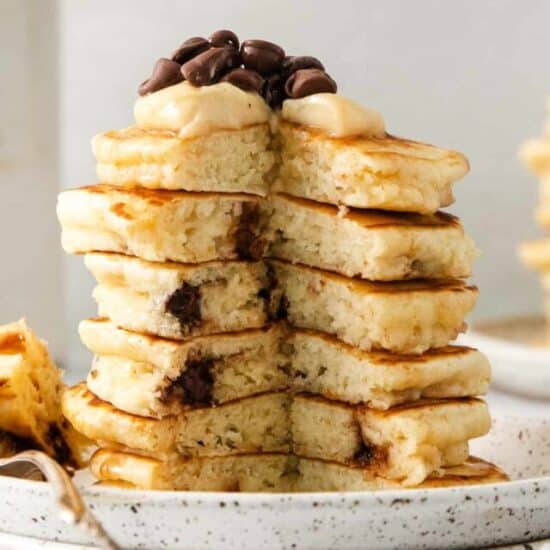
[57,79,504,490]
[519,102,550,318]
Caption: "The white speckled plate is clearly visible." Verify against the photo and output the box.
[0,416,549,550]
[459,315,550,400]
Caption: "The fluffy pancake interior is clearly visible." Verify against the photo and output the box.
[0,320,81,464]
[64,384,489,486]
[57,186,267,263]
[93,124,275,195]
[274,121,469,214]
[89,449,506,492]
[266,193,477,281]
[84,252,270,340]
[79,319,490,418]
[270,259,478,354]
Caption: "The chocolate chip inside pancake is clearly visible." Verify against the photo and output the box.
[164,358,215,407]
[274,295,289,320]
[165,283,202,329]
[353,442,381,467]
[235,202,264,260]
[256,264,289,321]
[258,264,276,299]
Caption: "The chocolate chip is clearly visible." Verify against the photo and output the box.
[235,202,264,260]
[209,29,239,50]
[168,358,215,406]
[353,442,377,466]
[275,295,289,320]
[258,264,280,319]
[282,55,324,78]
[220,68,264,93]
[138,58,184,96]
[241,39,285,75]
[284,68,337,99]
[260,263,277,294]
[171,37,211,65]
[263,73,285,108]
[181,47,241,86]
[165,283,201,328]
[353,442,386,468]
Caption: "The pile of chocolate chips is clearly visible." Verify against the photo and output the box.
[138,29,337,108]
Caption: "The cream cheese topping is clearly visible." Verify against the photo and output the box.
[134,81,271,138]
[281,93,386,138]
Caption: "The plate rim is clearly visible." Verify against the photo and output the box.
[1,414,548,505]
[463,314,550,362]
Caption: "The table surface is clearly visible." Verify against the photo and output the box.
[0,388,548,550]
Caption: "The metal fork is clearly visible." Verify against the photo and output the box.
[0,450,119,549]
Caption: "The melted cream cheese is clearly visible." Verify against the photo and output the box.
[134,81,271,138]
[281,93,386,138]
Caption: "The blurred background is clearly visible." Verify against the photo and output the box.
[1,0,549,378]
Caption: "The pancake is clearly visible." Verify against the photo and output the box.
[57,184,266,263]
[80,318,288,418]
[64,384,488,485]
[537,177,550,201]
[0,431,21,458]
[290,394,490,486]
[518,239,550,270]
[534,203,550,227]
[93,124,274,195]
[81,319,489,416]
[274,121,469,214]
[270,259,478,354]
[266,193,478,280]
[290,330,490,408]
[293,455,508,492]
[0,320,73,463]
[90,450,505,491]
[520,137,550,177]
[90,450,291,492]
[84,252,270,340]
[62,385,291,458]
[534,179,550,219]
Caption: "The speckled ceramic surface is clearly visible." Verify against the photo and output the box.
[0,415,549,550]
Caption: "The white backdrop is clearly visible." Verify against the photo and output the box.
[0,1,63,358]
[3,0,550,376]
